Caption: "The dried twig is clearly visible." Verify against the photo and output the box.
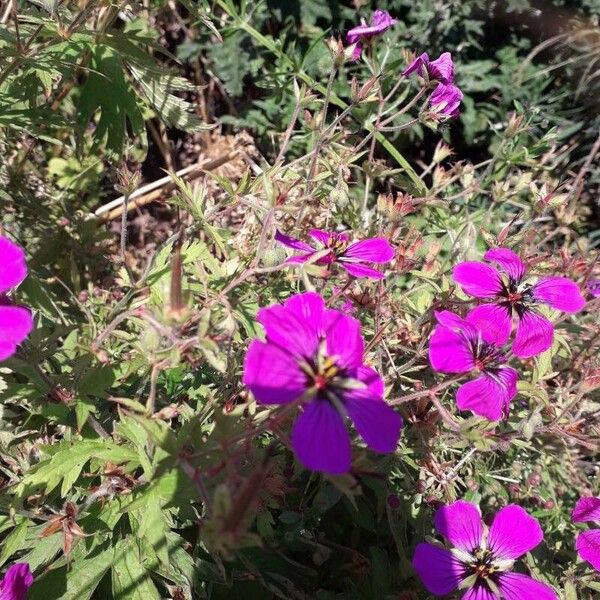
[94,151,238,221]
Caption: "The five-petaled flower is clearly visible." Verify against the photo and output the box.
[413,500,558,599]
[429,310,518,421]
[243,292,402,474]
[0,563,33,600]
[453,248,585,358]
[346,10,396,60]
[275,229,395,280]
[403,51,455,84]
[0,236,33,361]
[572,496,600,571]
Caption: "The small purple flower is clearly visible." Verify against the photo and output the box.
[429,83,463,118]
[572,496,600,571]
[275,229,394,280]
[453,248,585,358]
[346,10,396,60]
[403,51,455,84]
[413,500,558,599]
[429,310,518,421]
[243,292,402,474]
[0,236,33,361]
[587,278,600,297]
[0,563,33,600]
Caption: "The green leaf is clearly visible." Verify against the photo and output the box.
[76,45,146,157]
[128,64,210,132]
[0,520,29,567]
[28,544,114,600]
[16,440,139,498]
[112,539,161,600]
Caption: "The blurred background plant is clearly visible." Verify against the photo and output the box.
[0,0,599,598]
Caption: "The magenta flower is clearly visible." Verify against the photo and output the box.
[429,83,463,118]
[0,237,33,361]
[0,563,33,600]
[572,496,600,571]
[587,279,600,297]
[346,10,396,60]
[403,51,455,84]
[243,292,402,474]
[453,248,585,358]
[275,229,394,280]
[413,500,558,599]
[429,310,517,421]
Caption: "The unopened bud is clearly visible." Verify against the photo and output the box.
[506,112,525,137]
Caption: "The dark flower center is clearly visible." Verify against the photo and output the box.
[300,351,342,394]
[470,338,504,371]
[498,278,534,312]
[326,235,349,256]
[468,548,499,580]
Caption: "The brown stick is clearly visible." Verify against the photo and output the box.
[99,151,238,221]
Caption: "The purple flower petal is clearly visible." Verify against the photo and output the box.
[434,500,483,553]
[429,325,475,373]
[487,504,543,560]
[495,573,558,600]
[257,292,324,358]
[466,304,512,346]
[412,543,465,596]
[455,369,517,421]
[483,248,526,282]
[462,585,497,600]
[349,42,363,61]
[284,253,316,264]
[403,52,454,84]
[429,83,463,118]
[512,309,554,358]
[0,237,28,295]
[429,52,454,84]
[572,496,600,523]
[453,262,503,298]
[346,10,396,44]
[588,279,600,298]
[274,230,314,252]
[291,399,351,474]
[308,229,334,245]
[342,238,394,263]
[344,366,402,453]
[323,309,364,370]
[434,310,483,343]
[532,277,586,313]
[434,310,470,331]
[0,563,34,600]
[243,340,307,405]
[0,306,33,361]
[340,262,385,279]
[402,52,429,77]
[576,529,600,571]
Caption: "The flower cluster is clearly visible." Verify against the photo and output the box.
[413,500,558,599]
[0,236,33,361]
[428,248,585,421]
[453,248,585,358]
[275,229,394,279]
[243,292,402,474]
[403,51,463,118]
[0,563,33,600]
